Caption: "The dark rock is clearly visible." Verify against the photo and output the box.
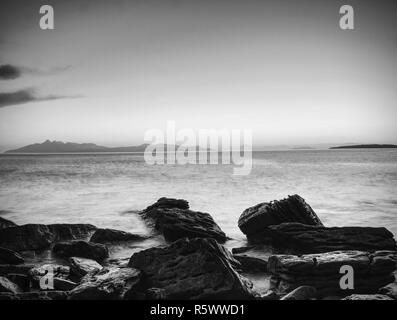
[268,250,396,296]
[0,264,35,276]
[69,257,103,278]
[90,228,147,244]
[342,294,393,300]
[145,288,167,300]
[379,282,397,299]
[17,291,68,300]
[53,240,109,261]
[141,198,227,243]
[280,286,317,300]
[256,290,279,300]
[129,237,255,300]
[6,274,30,291]
[0,223,96,251]
[48,224,96,241]
[0,292,19,300]
[143,197,189,212]
[0,246,24,264]
[0,217,17,229]
[0,276,22,294]
[266,223,397,253]
[29,264,70,285]
[68,267,141,300]
[54,277,77,291]
[238,195,323,243]
[232,246,270,273]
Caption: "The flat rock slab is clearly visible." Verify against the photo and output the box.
[141,198,227,243]
[0,223,96,251]
[0,276,22,294]
[69,257,103,278]
[53,240,109,262]
[266,222,397,253]
[342,294,394,300]
[129,237,255,300]
[0,247,24,264]
[238,195,323,243]
[90,228,147,244]
[68,267,141,300]
[268,250,397,296]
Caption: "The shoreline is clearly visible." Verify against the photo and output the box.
[0,195,396,300]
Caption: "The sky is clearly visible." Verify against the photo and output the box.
[0,0,396,151]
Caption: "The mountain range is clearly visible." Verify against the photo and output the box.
[5,140,150,153]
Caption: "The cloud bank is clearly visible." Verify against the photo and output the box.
[0,88,81,108]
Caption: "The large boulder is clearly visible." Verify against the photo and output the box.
[266,223,397,253]
[68,267,141,300]
[140,198,227,243]
[0,247,24,264]
[268,250,397,296]
[0,217,17,229]
[53,240,109,262]
[238,195,323,243]
[69,257,103,278]
[129,237,255,299]
[0,223,96,251]
[90,228,147,244]
[0,276,22,294]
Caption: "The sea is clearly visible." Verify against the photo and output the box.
[1,149,396,255]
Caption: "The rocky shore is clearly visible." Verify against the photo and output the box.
[0,195,396,300]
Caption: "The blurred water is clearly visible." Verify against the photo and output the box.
[0,149,396,246]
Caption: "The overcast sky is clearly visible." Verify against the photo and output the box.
[0,0,396,150]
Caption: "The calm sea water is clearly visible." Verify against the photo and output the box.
[1,150,396,247]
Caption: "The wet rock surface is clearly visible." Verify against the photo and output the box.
[141,198,227,243]
[342,294,394,300]
[129,237,255,299]
[68,267,141,300]
[90,228,147,244]
[53,240,109,261]
[69,257,103,278]
[266,223,397,253]
[0,223,96,251]
[232,246,271,273]
[378,281,397,299]
[268,250,397,296]
[0,247,24,264]
[238,195,323,243]
[279,286,317,300]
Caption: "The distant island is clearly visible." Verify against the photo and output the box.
[330,144,397,149]
[4,140,209,154]
[5,140,150,153]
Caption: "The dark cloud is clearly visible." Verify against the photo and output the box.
[0,64,21,80]
[0,64,71,80]
[0,88,81,108]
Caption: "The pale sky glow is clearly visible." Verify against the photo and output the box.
[0,0,396,151]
